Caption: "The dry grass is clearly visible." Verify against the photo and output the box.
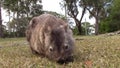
[0,35,120,68]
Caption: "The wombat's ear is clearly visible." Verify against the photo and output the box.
[29,17,38,28]
[64,24,68,32]
[58,24,68,32]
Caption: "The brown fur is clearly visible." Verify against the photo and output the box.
[26,14,74,63]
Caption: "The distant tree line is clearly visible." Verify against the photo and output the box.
[0,0,68,38]
[0,0,120,38]
[0,0,43,37]
[60,0,120,35]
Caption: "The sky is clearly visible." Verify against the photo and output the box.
[2,0,95,25]
[2,8,8,23]
[42,0,64,14]
[42,0,95,24]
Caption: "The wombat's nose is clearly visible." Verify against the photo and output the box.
[57,56,74,64]
[57,59,65,64]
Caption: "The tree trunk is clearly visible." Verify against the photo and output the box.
[0,3,3,38]
[74,18,82,35]
[73,7,86,35]
[77,22,82,35]
[87,9,99,35]
[78,7,86,35]
[95,18,99,35]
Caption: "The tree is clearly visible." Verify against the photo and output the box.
[7,17,29,37]
[60,0,86,35]
[2,0,43,37]
[0,1,3,37]
[82,22,93,35]
[100,0,120,33]
[80,0,111,35]
[60,0,111,35]
[2,0,43,18]
[109,0,120,31]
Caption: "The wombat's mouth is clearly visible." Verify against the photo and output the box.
[57,56,74,64]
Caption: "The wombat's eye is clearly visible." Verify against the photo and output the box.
[49,46,53,52]
[64,44,69,50]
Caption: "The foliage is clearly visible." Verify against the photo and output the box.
[108,0,120,31]
[73,22,94,35]
[1,0,69,37]
[1,0,43,37]
[80,0,112,35]
[99,19,110,34]
[60,0,86,35]
[2,0,43,18]
[99,0,120,33]
[81,22,94,35]
[0,35,120,67]
[73,26,88,35]
[80,0,111,19]
[7,17,29,37]
[1,17,29,37]
[72,26,79,35]
[2,25,9,37]
[60,0,111,35]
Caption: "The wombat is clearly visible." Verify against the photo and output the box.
[26,14,75,63]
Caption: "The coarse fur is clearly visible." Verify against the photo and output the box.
[26,14,75,63]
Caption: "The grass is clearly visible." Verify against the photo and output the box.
[0,35,120,68]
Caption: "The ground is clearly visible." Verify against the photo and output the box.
[0,35,120,68]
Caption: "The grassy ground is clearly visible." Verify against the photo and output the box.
[0,35,120,68]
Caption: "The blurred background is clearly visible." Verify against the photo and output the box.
[0,0,120,38]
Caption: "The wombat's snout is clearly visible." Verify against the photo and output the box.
[57,56,74,64]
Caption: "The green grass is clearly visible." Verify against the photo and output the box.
[0,35,120,68]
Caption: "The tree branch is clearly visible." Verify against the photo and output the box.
[86,8,97,18]
[79,7,86,22]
